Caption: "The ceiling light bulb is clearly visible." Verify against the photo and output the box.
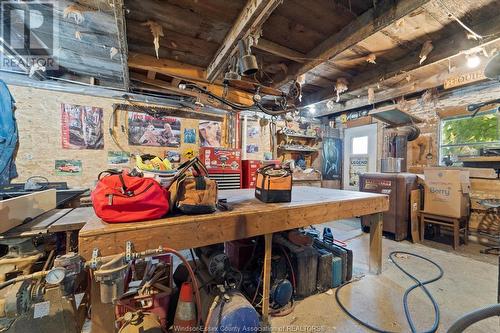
[466,54,481,68]
[309,106,316,114]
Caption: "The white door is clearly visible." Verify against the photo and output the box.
[343,124,378,190]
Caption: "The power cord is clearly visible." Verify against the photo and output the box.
[335,251,444,333]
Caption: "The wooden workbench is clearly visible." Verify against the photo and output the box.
[77,187,388,332]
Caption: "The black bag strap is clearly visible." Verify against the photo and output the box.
[171,157,209,183]
[257,164,290,177]
[97,169,128,194]
[97,169,122,180]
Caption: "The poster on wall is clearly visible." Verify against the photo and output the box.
[55,160,82,176]
[108,151,130,165]
[128,112,181,147]
[247,125,259,138]
[322,138,342,180]
[183,128,197,144]
[165,151,181,163]
[349,156,368,187]
[61,103,104,149]
[199,121,222,147]
[246,144,259,153]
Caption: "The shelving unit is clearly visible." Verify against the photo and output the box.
[276,129,320,169]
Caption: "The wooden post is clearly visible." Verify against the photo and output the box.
[369,213,383,275]
[261,233,273,323]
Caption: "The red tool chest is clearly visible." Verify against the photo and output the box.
[242,160,261,188]
[199,147,242,189]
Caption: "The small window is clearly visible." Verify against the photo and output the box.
[352,136,368,155]
[440,110,500,164]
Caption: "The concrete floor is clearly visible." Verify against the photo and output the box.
[270,219,499,333]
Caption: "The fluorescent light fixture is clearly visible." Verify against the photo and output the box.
[466,54,481,68]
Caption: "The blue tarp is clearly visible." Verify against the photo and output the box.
[0,80,18,185]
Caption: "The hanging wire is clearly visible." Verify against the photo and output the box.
[436,0,483,40]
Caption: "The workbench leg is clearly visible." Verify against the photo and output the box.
[262,233,273,325]
[369,213,383,275]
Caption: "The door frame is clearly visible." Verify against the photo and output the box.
[343,123,378,190]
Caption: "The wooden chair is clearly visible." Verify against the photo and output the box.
[420,212,468,249]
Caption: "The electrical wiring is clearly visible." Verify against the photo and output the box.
[335,251,444,333]
[435,0,482,40]
[181,83,294,116]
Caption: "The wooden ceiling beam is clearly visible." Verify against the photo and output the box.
[128,54,255,106]
[253,38,306,63]
[206,0,282,82]
[271,0,432,88]
[307,17,500,112]
[128,52,207,82]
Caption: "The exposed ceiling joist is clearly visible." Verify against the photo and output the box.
[304,19,500,111]
[313,46,500,117]
[128,52,207,81]
[112,0,129,91]
[206,0,283,82]
[128,53,254,105]
[272,0,432,88]
[253,38,306,63]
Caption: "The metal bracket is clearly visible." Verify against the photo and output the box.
[125,241,134,262]
[89,248,101,270]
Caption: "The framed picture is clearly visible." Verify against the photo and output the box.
[61,103,104,149]
[322,138,342,180]
[199,121,222,147]
[108,151,130,165]
[183,128,197,144]
[349,156,368,187]
[128,112,181,147]
[55,160,82,176]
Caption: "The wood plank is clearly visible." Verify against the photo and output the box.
[309,22,500,112]
[369,212,383,274]
[128,52,207,82]
[0,189,56,234]
[111,0,129,91]
[128,53,255,105]
[272,0,432,87]
[206,0,282,81]
[113,103,224,122]
[78,187,389,260]
[313,60,499,117]
[410,190,421,243]
[254,38,306,63]
[261,233,272,323]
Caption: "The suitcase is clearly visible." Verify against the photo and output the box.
[316,249,333,292]
[274,235,318,297]
[314,239,352,283]
[332,256,342,288]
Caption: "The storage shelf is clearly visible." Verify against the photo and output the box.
[279,132,319,139]
[277,146,318,153]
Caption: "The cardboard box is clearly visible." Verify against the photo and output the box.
[423,168,470,218]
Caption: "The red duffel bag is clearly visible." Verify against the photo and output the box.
[91,169,170,223]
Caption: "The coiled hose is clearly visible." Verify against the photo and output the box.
[335,251,444,333]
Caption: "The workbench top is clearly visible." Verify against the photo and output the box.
[78,187,388,259]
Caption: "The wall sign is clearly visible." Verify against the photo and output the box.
[444,69,486,89]
[349,156,368,187]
